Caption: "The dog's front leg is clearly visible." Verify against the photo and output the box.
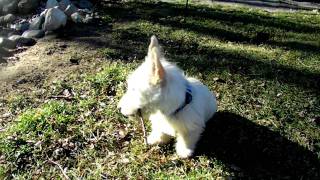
[147,112,174,145]
[147,114,173,145]
[176,129,202,158]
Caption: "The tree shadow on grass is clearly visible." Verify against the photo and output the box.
[149,17,320,54]
[195,111,320,178]
[101,1,320,34]
[91,1,320,62]
[63,23,320,93]
[106,28,320,92]
[60,18,320,92]
[212,0,320,11]
[61,1,320,92]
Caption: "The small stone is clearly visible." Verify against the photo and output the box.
[0,57,5,63]
[12,22,30,31]
[34,141,43,147]
[7,31,20,37]
[83,14,93,23]
[29,16,45,30]
[8,35,21,41]
[77,0,93,9]
[70,12,83,23]
[53,148,63,158]
[64,4,78,16]
[120,158,130,164]
[63,89,71,97]
[8,35,36,46]
[0,14,16,25]
[16,78,27,84]
[2,0,19,14]
[314,117,320,126]
[213,77,219,81]
[99,102,106,107]
[118,129,126,139]
[0,37,16,49]
[59,0,72,11]
[22,30,45,39]
[59,43,67,49]
[43,8,67,31]
[1,112,11,118]
[0,47,11,57]
[18,0,40,14]
[46,0,59,9]
[69,57,79,64]
[40,9,48,18]
[213,77,226,83]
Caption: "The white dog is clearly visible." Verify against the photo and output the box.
[118,35,217,158]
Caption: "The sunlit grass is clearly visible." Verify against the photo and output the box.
[1,0,319,179]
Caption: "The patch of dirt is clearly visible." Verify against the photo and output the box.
[0,34,109,130]
[0,19,111,129]
[0,38,103,98]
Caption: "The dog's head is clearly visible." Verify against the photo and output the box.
[118,35,165,116]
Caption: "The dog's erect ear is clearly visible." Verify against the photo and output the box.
[148,35,159,53]
[150,47,165,85]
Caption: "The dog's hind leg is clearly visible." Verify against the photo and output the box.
[147,131,172,145]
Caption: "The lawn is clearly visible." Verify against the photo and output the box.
[0,0,319,179]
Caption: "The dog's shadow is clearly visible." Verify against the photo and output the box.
[195,111,320,178]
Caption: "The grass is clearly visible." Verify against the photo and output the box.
[1,0,320,179]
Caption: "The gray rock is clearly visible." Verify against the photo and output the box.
[71,12,83,23]
[59,0,72,11]
[43,31,58,39]
[0,14,16,25]
[77,0,93,9]
[43,8,67,31]
[0,37,16,49]
[0,47,11,59]
[22,30,45,38]
[64,4,78,16]
[8,35,21,41]
[46,0,59,9]
[83,14,93,24]
[40,9,48,18]
[0,56,6,63]
[8,35,36,46]
[12,22,30,31]
[2,0,19,15]
[7,31,20,37]
[18,0,40,14]
[29,16,45,30]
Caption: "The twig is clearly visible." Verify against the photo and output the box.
[185,0,189,10]
[137,109,147,145]
[185,0,189,15]
[47,159,70,180]
[48,96,75,101]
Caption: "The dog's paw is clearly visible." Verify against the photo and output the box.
[147,134,161,145]
[176,145,194,158]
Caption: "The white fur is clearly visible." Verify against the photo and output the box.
[118,36,217,158]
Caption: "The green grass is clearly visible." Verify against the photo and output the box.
[1,0,320,179]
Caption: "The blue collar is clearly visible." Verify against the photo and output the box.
[172,84,192,115]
